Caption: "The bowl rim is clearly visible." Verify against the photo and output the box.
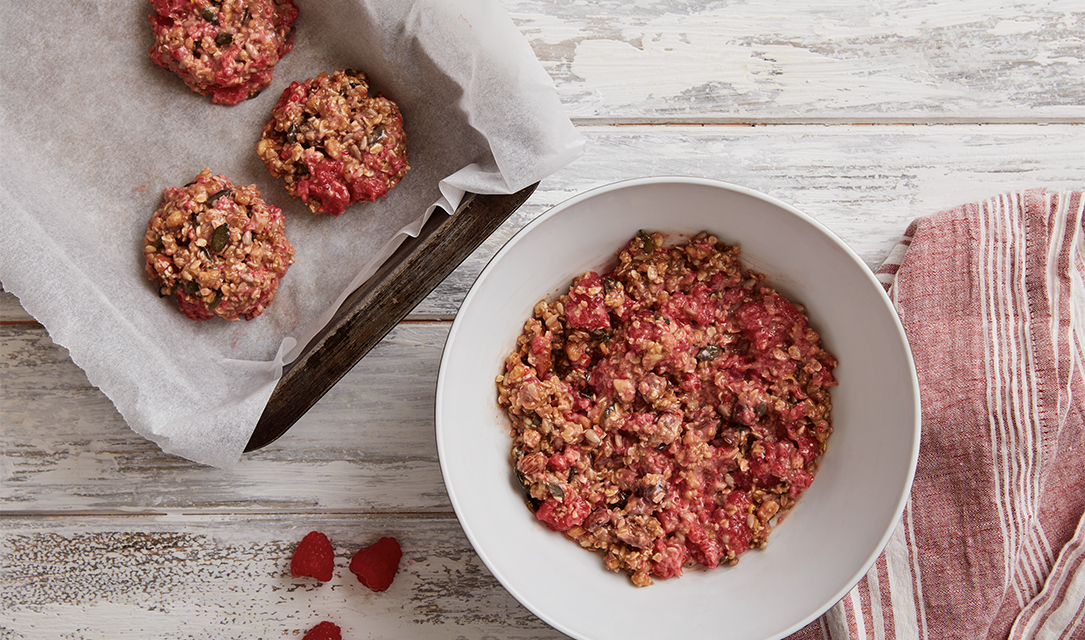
[436,175,921,640]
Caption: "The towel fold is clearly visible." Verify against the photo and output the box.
[791,189,1085,640]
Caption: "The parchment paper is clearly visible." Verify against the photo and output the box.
[0,0,584,467]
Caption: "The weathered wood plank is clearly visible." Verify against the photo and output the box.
[506,0,1085,123]
[0,514,568,639]
[0,289,31,324]
[1,323,454,514]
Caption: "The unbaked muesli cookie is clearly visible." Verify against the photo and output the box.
[257,69,410,216]
[148,0,299,105]
[144,168,295,321]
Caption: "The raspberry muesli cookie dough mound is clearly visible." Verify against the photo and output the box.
[496,231,838,586]
[257,69,410,216]
[148,0,299,105]
[144,168,295,321]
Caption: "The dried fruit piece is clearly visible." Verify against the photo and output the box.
[302,621,342,640]
[290,531,335,582]
[348,536,401,592]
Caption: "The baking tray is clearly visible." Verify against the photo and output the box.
[244,183,538,451]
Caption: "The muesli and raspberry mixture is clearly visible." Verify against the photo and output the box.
[257,69,410,216]
[496,231,838,586]
[143,168,295,321]
[148,0,299,105]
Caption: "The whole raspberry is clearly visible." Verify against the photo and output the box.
[302,621,341,640]
[290,531,335,582]
[349,536,402,592]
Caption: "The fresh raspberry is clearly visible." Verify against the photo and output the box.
[302,621,341,640]
[348,536,402,592]
[290,531,335,582]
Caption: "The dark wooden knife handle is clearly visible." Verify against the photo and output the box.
[245,183,539,452]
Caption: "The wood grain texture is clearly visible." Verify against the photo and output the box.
[506,0,1085,123]
[1,515,567,640]
[3,0,1084,637]
[2,323,453,514]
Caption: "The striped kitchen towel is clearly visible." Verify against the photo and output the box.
[792,189,1085,640]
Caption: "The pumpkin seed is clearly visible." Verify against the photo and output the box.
[547,482,565,500]
[201,8,216,22]
[696,345,721,361]
[368,124,385,145]
[637,229,655,253]
[215,32,233,47]
[184,280,200,296]
[208,189,233,205]
[211,223,229,252]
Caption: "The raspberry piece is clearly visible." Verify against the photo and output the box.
[349,536,402,592]
[565,271,610,330]
[302,621,341,640]
[535,490,590,532]
[290,531,335,582]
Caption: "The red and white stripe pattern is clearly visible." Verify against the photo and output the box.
[790,189,1085,640]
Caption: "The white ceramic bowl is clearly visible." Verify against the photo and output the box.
[436,177,920,640]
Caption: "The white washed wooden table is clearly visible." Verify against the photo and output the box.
[2,1,1083,638]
